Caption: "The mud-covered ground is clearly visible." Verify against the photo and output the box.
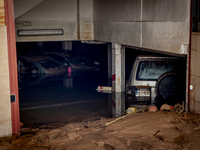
[1,111,200,150]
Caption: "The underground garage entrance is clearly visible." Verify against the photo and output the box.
[7,0,190,135]
[17,41,110,128]
[16,42,187,129]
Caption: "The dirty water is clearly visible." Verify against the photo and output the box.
[19,69,116,129]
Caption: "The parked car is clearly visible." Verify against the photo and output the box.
[18,73,58,86]
[126,56,186,108]
[17,55,67,75]
[45,52,99,71]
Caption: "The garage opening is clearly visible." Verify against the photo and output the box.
[16,41,188,129]
[17,41,111,129]
[125,47,187,111]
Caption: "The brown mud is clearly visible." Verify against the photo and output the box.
[1,111,200,150]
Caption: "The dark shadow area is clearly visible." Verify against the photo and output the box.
[17,41,111,129]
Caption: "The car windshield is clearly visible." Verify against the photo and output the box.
[136,60,176,81]
[64,55,81,65]
[49,54,66,63]
[75,55,89,64]
[38,59,61,69]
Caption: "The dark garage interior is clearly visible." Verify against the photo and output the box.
[17,41,110,128]
[16,41,187,129]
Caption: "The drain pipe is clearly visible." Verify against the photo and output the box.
[77,0,80,40]
[188,0,193,112]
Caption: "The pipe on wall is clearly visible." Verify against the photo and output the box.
[187,0,193,112]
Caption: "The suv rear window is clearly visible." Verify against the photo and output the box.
[136,61,176,81]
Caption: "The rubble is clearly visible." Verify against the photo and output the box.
[1,112,200,149]
[160,104,174,111]
[148,106,158,112]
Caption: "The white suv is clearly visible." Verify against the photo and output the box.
[126,56,186,107]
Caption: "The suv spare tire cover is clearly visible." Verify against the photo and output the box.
[156,72,184,99]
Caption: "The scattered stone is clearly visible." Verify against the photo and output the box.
[148,106,158,112]
[67,132,80,140]
[95,141,105,147]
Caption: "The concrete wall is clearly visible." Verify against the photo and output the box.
[0,0,12,137]
[94,0,190,55]
[190,33,200,114]
[15,0,190,55]
[79,0,94,40]
[15,0,78,42]
[15,0,94,42]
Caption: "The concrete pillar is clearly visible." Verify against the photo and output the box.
[112,92,125,117]
[111,43,125,117]
[108,43,112,86]
[108,43,112,112]
[62,41,72,51]
[112,43,125,92]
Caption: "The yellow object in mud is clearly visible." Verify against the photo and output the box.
[126,107,137,114]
